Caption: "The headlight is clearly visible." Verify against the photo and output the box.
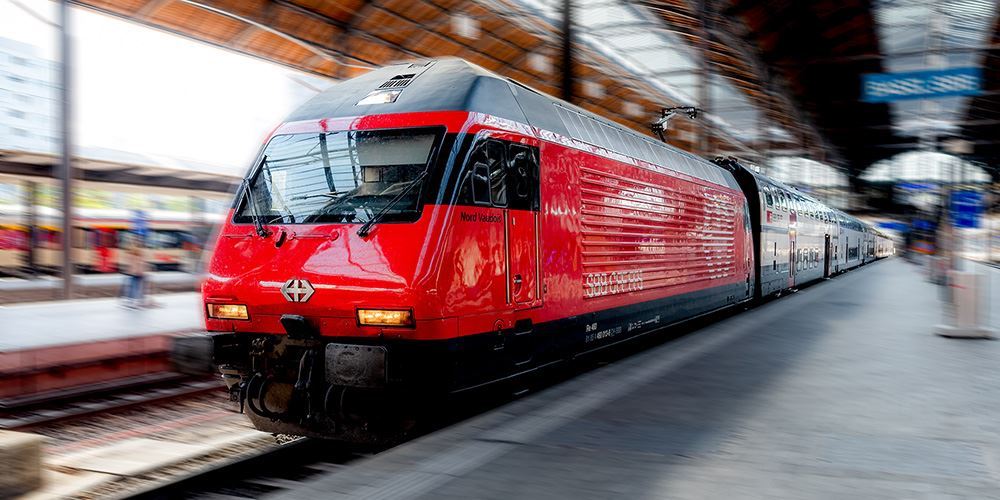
[357,308,414,327]
[207,303,249,320]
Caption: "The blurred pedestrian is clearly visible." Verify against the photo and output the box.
[121,236,147,309]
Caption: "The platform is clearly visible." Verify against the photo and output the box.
[0,292,202,351]
[0,272,200,304]
[0,293,202,401]
[276,259,1000,500]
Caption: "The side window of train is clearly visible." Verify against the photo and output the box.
[764,188,773,206]
[507,143,540,211]
[462,139,506,206]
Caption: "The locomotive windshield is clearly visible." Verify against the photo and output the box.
[234,127,441,225]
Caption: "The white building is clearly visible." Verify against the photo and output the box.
[0,37,56,154]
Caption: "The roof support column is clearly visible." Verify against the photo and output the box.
[560,0,574,103]
[23,180,37,276]
[697,0,712,156]
[58,0,75,299]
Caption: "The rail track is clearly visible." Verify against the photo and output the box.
[0,373,223,430]
[122,437,374,499]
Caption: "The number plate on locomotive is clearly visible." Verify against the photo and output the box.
[325,343,387,388]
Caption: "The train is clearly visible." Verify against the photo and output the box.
[199,59,893,441]
[0,207,206,274]
[0,206,222,275]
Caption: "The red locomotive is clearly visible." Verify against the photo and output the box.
[201,59,888,441]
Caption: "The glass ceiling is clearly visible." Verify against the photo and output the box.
[514,0,768,144]
[768,157,850,188]
[862,150,992,182]
[873,0,998,138]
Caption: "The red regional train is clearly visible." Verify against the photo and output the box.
[200,59,892,441]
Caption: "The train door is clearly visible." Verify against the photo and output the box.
[823,234,831,278]
[831,233,839,273]
[788,232,796,287]
[503,143,540,368]
[505,143,540,308]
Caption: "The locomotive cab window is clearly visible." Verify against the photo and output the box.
[234,127,442,225]
[461,138,509,207]
[459,139,539,210]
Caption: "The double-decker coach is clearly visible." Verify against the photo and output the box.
[717,157,890,298]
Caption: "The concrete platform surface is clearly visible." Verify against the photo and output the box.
[276,259,1000,500]
[0,292,201,351]
[0,272,198,292]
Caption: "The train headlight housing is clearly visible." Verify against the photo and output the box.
[357,308,413,327]
[207,303,249,320]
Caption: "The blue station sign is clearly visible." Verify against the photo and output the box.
[862,67,982,103]
[950,190,984,229]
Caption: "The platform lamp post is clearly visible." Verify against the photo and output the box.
[58,0,74,299]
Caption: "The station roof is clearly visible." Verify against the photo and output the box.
[960,5,1000,174]
[70,0,1000,179]
[0,147,240,193]
[723,0,904,175]
[874,0,999,179]
[71,0,811,159]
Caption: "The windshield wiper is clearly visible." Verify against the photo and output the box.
[242,156,271,238]
[357,170,429,238]
[290,190,350,201]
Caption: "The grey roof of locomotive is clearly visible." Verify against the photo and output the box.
[287,58,741,191]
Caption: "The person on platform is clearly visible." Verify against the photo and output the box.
[121,236,147,309]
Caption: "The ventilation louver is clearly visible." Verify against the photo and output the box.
[378,74,416,90]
